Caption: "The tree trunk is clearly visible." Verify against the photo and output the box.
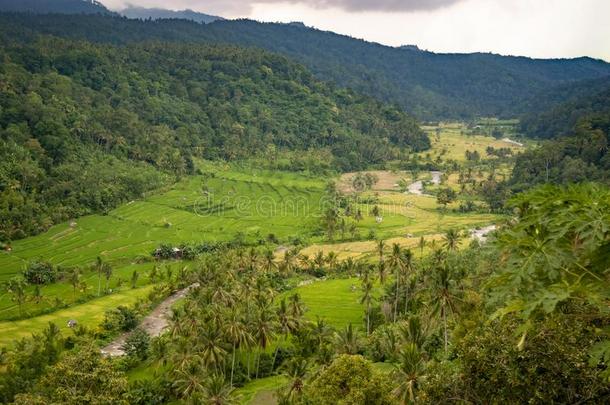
[230,342,236,387]
[98,273,102,296]
[366,305,370,335]
[443,307,448,353]
[255,350,261,379]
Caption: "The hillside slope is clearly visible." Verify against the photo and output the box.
[0,34,427,241]
[0,13,608,120]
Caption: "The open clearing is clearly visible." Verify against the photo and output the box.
[0,285,153,347]
[420,122,525,162]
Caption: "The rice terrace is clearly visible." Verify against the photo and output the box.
[1,3,609,403]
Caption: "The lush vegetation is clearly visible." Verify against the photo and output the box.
[0,28,428,241]
[1,12,609,120]
[1,183,607,404]
[0,5,609,404]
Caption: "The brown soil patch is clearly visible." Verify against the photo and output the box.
[338,170,410,193]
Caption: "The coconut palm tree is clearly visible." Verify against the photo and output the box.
[202,374,238,405]
[288,293,305,319]
[334,323,360,355]
[392,343,425,404]
[326,251,338,272]
[401,249,416,314]
[360,279,374,335]
[103,262,113,292]
[94,256,111,296]
[388,243,405,321]
[277,357,309,404]
[253,305,277,378]
[65,267,83,302]
[311,317,333,353]
[172,357,206,399]
[224,311,253,387]
[196,323,228,373]
[313,251,326,271]
[377,260,387,285]
[273,298,299,368]
[6,277,27,316]
[418,236,426,258]
[376,239,386,262]
[443,229,461,252]
[431,262,458,353]
[262,249,277,273]
[398,316,427,350]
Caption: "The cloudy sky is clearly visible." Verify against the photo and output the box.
[100,0,610,61]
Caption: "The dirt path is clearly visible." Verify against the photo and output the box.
[101,283,198,356]
[502,137,524,147]
[407,171,442,196]
[470,225,497,243]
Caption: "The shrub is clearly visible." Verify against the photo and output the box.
[101,305,138,332]
[122,327,150,360]
[22,260,57,285]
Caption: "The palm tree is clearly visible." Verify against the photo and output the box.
[392,343,425,404]
[377,260,387,285]
[103,262,113,292]
[288,293,305,319]
[31,284,44,305]
[431,263,458,353]
[418,236,426,258]
[443,229,461,252]
[311,317,333,352]
[196,323,228,373]
[313,251,326,271]
[6,278,27,316]
[401,249,415,314]
[398,316,427,350]
[360,279,374,335]
[376,239,386,262]
[202,374,238,405]
[94,256,111,296]
[326,251,338,272]
[273,298,298,368]
[334,323,360,355]
[253,305,277,378]
[224,311,253,387]
[262,249,276,273]
[277,357,309,404]
[65,267,82,302]
[388,243,404,321]
[172,357,206,399]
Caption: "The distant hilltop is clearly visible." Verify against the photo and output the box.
[119,6,224,24]
[399,44,422,51]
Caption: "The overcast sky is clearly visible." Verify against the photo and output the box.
[100,0,610,61]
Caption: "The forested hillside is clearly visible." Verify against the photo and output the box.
[1,12,609,120]
[518,77,610,138]
[0,32,427,242]
[0,0,112,14]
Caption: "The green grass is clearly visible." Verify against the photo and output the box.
[235,375,288,405]
[0,162,326,278]
[0,285,153,347]
[0,163,325,332]
[0,262,161,321]
[420,122,525,163]
[293,278,379,330]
